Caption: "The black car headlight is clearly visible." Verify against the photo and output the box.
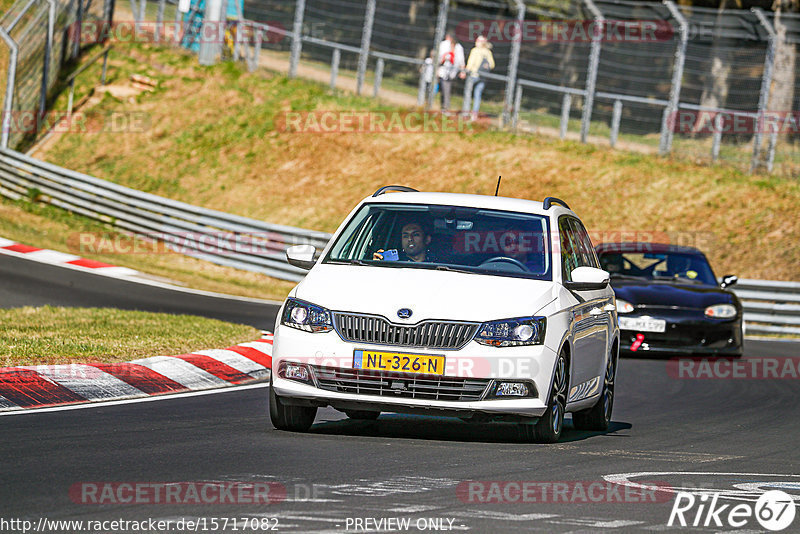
[474,317,546,347]
[281,298,333,333]
[705,304,737,319]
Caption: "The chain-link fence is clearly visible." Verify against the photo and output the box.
[0,0,114,149]
[8,0,799,176]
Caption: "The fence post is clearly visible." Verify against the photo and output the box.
[288,0,306,78]
[580,0,603,143]
[0,28,18,149]
[751,8,776,174]
[356,0,376,95]
[659,1,688,155]
[73,0,84,58]
[560,93,571,139]
[39,0,56,125]
[417,68,426,106]
[462,76,473,113]
[610,99,622,148]
[511,85,522,130]
[372,58,384,98]
[156,0,165,42]
[502,0,525,127]
[426,0,448,109]
[330,48,340,89]
[198,0,224,65]
[711,114,723,161]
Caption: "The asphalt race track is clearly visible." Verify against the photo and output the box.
[2,253,799,533]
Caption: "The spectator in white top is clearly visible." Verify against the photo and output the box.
[465,35,495,120]
[437,33,465,112]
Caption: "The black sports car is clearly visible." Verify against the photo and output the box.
[595,242,743,356]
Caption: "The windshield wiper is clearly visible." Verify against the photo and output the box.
[435,264,478,275]
[610,273,649,280]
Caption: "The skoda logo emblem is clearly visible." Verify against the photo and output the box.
[397,308,413,319]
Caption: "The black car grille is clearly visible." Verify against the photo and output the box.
[332,313,479,350]
[312,366,491,402]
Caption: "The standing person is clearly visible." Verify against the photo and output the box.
[437,33,465,112]
[420,49,436,97]
[465,35,495,120]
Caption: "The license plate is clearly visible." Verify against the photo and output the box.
[618,317,666,333]
[353,349,445,375]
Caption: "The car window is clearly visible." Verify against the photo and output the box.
[598,250,717,285]
[324,203,553,281]
[558,217,582,282]
[569,218,600,269]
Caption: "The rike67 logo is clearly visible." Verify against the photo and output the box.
[668,490,796,531]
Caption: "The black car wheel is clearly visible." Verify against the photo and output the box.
[269,376,317,432]
[522,351,567,443]
[573,344,617,431]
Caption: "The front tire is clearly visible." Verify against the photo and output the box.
[269,377,317,432]
[524,351,567,443]
[573,345,617,431]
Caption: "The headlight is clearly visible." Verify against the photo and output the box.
[705,304,737,319]
[475,317,546,347]
[281,298,333,332]
[616,299,634,314]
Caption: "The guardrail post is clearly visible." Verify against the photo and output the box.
[659,1,688,155]
[580,0,603,143]
[330,48,340,89]
[751,8,776,174]
[502,0,525,127]
[356,0,376,95]
[610,99,622,148]
[560,93,571,139]
[0,28,18,149]
[372,58,384,98]
[426,0,448,109]
[511,85,522,130]
[462,75,473,113]
[288,0,306,78]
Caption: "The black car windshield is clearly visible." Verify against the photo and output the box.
[324,203,552,280]
[598,251,717,286]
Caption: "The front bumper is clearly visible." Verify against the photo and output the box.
[272,323,558,419]
[619,311,743,355]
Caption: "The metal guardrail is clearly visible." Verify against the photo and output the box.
[0,146,797,335]
[730,279,800,336]
[0,148,332,282]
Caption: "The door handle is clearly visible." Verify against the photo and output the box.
[589,307,603,316]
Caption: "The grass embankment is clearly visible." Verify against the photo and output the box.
[2,41,796,292]
[0,306,259,366]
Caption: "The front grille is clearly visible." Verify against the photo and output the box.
[313,366,491,402]
[333,313,479,350]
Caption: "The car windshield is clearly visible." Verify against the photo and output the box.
[598,250,717,286]
[324,203,552,280]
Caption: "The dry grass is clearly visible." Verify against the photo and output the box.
[0,306,260,365]
[30,42,800,281]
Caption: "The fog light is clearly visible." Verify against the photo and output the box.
[495,382,529,397]
[283,363,310,382]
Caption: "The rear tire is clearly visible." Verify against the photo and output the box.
[269,377,317,432]
[524,351,567,443]
[573,345,617,431]
[345,410,380,420]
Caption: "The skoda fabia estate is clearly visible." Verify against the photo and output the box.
[270,186,620,442]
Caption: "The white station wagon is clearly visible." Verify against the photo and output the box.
[271,187,619,442]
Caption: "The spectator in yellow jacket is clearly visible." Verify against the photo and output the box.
[465,35,495,120]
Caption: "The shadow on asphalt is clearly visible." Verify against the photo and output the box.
[303,414,632,444]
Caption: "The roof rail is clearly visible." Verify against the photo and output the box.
[372,185,419,197]
[543,197,570,210]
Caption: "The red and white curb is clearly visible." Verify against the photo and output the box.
[0,335,274,412]
[0,236,141,278]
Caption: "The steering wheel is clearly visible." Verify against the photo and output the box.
[478,256,530,272]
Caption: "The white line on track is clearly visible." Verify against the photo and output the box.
[0,382,268,417]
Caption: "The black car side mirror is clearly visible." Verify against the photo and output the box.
[720,275,738,289]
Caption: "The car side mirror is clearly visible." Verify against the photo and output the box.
[286,245,317,270]
[720,274,738,289]
[565,266,610,292]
